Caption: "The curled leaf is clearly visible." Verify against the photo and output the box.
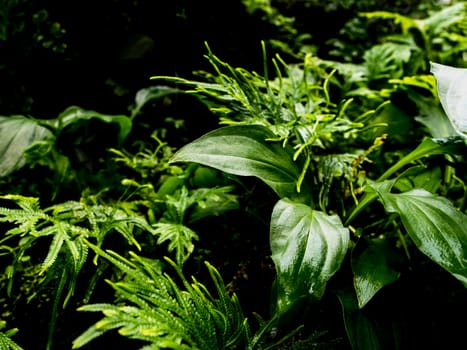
[430,62,467,138]
[0,116,53,177]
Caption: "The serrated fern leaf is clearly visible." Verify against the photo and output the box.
[0,322,23,350]
[0,335,23,350]
[40,226,66,274]
[152,223,198,265]
[71,325,106,349]
[74,252,250,349]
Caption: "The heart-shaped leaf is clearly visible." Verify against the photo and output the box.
[170,125,311,202]
[270,198,349,315]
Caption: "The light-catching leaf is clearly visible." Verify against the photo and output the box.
[431,62,467,138]
[170,125,311,202]
[270,198,349,316]
[352,239,400,309]
[0,115,53,177]
[371,183,467,287]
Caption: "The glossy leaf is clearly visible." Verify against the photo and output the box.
[371,183,467,287]
[170,125,311,202]
[352,239,400,308]
[431,62,467,138]
[0,115,53,177]
[270,198,349,315]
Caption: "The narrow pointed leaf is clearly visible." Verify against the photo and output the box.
[371,183,467,287]
[170,125,311,202]
[270,198,349,315]
[378,137,465,181]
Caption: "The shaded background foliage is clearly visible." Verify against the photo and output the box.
[0,0,268,117]
[1,0,432,117]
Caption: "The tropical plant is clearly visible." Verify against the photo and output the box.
[72,242,308,350]
[151,34,467,346]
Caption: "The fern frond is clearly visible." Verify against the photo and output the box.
[74,253,250,350]
[152,223,197,265]
[71,325,105,349]
[0,321,23,350]
[40,226,65,274]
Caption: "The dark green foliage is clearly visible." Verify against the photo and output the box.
[0,1,466,349]
[72,247,251,350]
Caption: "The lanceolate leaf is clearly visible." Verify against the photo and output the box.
[371,183,467,287]
[270,199,349,316]
[0,115,53,177]
[170,125,311,202]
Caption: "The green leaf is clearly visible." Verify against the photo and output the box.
[393,165,442,193]
[431,62,467,138]
[270,199,349,316]
[152,223,198,265]
[371,183,467,287]
[170,125,311,202]
[0,115,54,177]
[352,239,400,309]
[377,137,465,181]
[131,85,181,118]
[55,106,132,145]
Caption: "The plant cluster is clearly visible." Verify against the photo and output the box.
[0,1,466,349]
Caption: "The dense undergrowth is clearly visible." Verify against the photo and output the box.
[0,1,466,349]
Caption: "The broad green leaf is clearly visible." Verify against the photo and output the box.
[170,125,311,202]
[54,106,132,145]
[270,199,349,316]
[371,183,467,287]
[431,62,467,139]
[352,239,400,308]
[0,115,54,177]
